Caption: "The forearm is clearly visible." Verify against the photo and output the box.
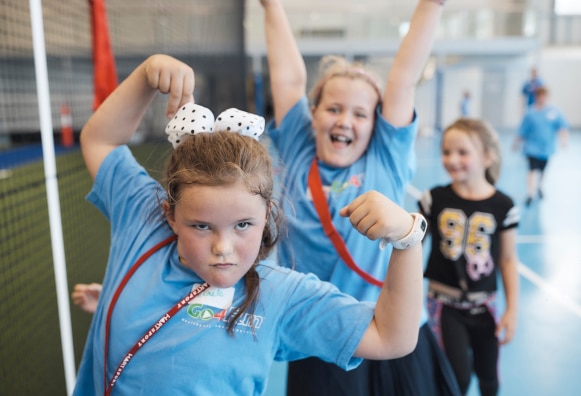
[500,258,519,315]
[383,0,443,124]
[559,128,569,147]
[80,58,158,178]
[81,54,195,179]
[262,0,306,124]
[83,61,157,146]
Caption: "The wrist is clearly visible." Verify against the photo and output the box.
[380,213,427,250]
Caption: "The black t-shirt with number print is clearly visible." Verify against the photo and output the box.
[419,184,519,293]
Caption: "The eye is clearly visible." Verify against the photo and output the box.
[355,112,368,119]
[236,221,250,231]
[193,224,209,231]
[327,107,340,114]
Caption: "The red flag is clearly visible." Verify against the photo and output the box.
[90,0,118,110]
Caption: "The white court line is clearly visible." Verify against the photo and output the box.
[407,184,423,200]
[518,263,581,319]
[406,184,581,319]
[516,234,581,244]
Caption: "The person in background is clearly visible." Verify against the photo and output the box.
[521,67,543,110]
[513,86,569,207]
[460,90,471,117]
[72,53,427,395]
[260,0,461,394]
[420,118,520,396]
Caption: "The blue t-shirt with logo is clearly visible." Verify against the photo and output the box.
[73,146,374,396]
[268,97,420,309]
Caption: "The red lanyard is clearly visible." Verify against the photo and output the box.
[308,158,384,288]
[103,235,210,395]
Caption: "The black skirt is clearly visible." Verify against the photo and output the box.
[286,323,461,396]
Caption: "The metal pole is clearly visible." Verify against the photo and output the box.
[28,0,76,394]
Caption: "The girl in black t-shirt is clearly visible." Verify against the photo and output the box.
[419,118,520,396]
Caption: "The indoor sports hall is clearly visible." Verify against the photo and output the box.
[1,1,579,395]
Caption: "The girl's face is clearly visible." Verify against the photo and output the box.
[441,128,491,185]
[165,182,268,288]
[311,76,378,168]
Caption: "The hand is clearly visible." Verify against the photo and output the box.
[259,0,277,6]
[72,283,103,314]
[339,190,414,242]
[496,310,517,345]
[143,54,196,119]
[559,130,569,148]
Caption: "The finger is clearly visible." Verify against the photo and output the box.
[166,73,194,119]
[339,205,350,217]
[339,192,370,217]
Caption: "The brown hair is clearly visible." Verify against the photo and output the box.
[443,118,502,185]
[164,131,282,336]
[535,86,548,97]
[308,55,383,108]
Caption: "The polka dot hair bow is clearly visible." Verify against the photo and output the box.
[165,103,265,148]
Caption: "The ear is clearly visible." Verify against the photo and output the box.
[163,201,177,233]
[483,150,496,168]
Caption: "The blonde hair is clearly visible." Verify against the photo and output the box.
[308,55,383,107]
[443,118,502,185]
[164,131,282,336]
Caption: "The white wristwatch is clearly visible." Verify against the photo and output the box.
[380,213,428,250]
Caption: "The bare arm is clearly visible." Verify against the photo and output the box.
[382,0,443,126]
[559,128,569,148]
[260,0,307,126]
[497,228,519,345]
[80,54,195,180]
[339,191,424,359]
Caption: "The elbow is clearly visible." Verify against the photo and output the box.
[392,329,419,359]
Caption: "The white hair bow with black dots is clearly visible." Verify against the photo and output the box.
[165,103,265,148]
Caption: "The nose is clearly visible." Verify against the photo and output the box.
[336,113,352,129]
[212,232,233,259]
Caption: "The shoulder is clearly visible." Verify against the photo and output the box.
[430,184,453,200]
[419,184,450,215]
[492,190,520,228]
[375,108,418,137]
[268,97,311,131]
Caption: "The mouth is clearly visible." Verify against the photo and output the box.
[330,134,352,145]
[211,262,235,269]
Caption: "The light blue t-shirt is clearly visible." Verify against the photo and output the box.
[268,96,425,329]
[519,105,568,159]
[73,146,374,396]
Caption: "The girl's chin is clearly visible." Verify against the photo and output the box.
[320,153,358,168]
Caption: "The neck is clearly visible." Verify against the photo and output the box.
[451,180,495,200]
